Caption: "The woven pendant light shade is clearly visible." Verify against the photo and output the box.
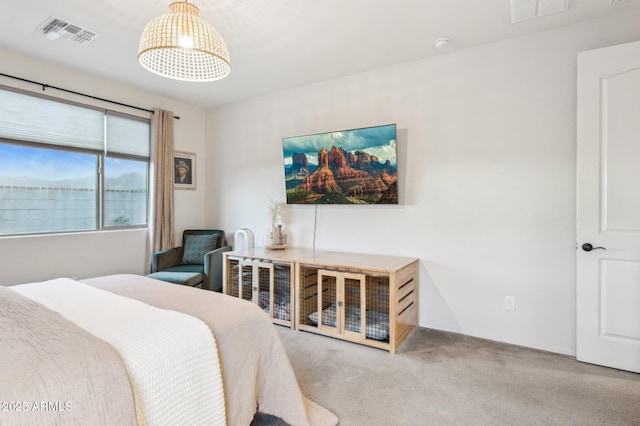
[138,1,231,82]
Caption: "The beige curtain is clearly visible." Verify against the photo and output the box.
[145,108,175,273]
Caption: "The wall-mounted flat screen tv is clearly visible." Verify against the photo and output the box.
[282,123,398,204]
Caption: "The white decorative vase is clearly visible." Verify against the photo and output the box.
[274,224,283,245]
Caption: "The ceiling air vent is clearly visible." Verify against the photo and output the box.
[38,16,99,45]
[509,0,569,24]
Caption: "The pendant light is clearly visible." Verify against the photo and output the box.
[138,1,231,82]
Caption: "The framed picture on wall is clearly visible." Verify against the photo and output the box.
[174,151,196,190]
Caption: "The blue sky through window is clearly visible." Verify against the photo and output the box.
[0,144,94,181]
[0,144,143,182]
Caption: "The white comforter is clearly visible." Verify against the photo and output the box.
[14,278,226,426]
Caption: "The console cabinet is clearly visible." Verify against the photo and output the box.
[223,248,418,353]
[295,252,418,354]
[223,248,316,328]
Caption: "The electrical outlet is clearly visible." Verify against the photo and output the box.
[505,296,516,311]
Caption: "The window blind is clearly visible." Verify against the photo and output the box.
[0,87,150,157]
[106,112,150,158]
[0,88,104,152]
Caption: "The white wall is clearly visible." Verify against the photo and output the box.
[0,50,207,285]
[206,11,640,355]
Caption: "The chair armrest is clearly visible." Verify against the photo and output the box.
[204,245,232,291]
[151,247,182,273]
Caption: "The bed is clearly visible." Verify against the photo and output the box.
[0,274,338,426]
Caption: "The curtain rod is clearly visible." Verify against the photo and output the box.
[0,72,180,119]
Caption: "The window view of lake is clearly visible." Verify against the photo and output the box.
[0,144,147,235]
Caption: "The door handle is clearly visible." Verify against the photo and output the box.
[582,243,606,252]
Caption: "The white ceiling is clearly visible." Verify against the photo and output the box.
[2,0,639,108]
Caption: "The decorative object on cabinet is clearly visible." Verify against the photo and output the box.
[233,228,254,251]
[265,199,286,246]
[265,244,288,250]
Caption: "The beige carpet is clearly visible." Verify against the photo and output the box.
[277,327,640,426]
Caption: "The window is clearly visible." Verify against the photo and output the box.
[0,87,150,236]
[104,157,148,227]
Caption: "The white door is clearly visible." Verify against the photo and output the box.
[576,40,640,373]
